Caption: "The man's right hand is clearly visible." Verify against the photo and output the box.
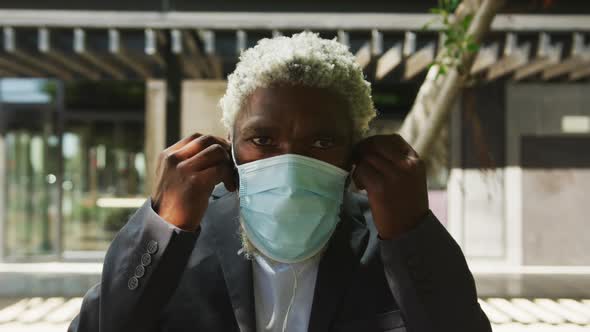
[151,133,237,232]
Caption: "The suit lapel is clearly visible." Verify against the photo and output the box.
[208,192,256,332]
[307,192,369,332]
[207,189,369,332]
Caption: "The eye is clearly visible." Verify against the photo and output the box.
[311,138,334,149]
[251,136,275,146]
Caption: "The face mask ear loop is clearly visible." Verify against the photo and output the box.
[230,140,238,165]
[282,265,299,332]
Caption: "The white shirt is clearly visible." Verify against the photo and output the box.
[252,253,321,332]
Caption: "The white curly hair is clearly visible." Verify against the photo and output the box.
[219,31,377,142]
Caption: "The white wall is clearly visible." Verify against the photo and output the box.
[181,80,228,139]
[144,80,167,196]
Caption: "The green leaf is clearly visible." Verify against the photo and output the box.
[462,14,474,31]
[445,28,457,40]
[467,42,480,53]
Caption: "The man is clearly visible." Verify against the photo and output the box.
[69,31,491,332]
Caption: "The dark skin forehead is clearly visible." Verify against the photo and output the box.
[232,84,354,170]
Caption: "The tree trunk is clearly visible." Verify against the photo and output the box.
[398,0,504,170]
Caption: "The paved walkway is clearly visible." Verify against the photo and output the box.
[1,263,590,330]
[476,273,590,299]
[1,297,590,331]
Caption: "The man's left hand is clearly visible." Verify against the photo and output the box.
[352,134,429,240]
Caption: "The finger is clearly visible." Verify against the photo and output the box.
[219,162,238,192]
[388,134,420,160]
[177,143,231,173]
[174,135,230,161]
[352,135,399,164]
[158,133,210,169]
[383,135,422,170]
[200,162,237,192]
[352,159,385,192]
[164,132,203,154]
[356,135,420,171]
[372,135,413,162]
[362,150,399,179]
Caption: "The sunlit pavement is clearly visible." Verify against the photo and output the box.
[1,297,590,331]
[0,297,81,331]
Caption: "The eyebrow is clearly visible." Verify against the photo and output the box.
[238,116,351,140]
[238,118,281,137]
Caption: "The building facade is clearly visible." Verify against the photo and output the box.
[0,1,589,273]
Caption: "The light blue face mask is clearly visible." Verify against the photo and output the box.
[232,150,349,263]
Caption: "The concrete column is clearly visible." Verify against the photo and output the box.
[144,80,167,196]
[181,80,228,139]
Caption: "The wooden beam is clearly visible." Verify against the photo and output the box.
[195,30,212,55]
[403,31,416,57]
[79,53,126,80]
[514,33,562,80]
[171,29,200,78]
[371,29,383,57]
[45,51,101,80]
[355,42,372,69]
[0,55,43,77]
[39,27,101,80]
[180,30,208,78]
[2,11,590,32]
[171,29,183,55]
[471,42,499,74]
[375,42,403,80]
[73,28,126,80]
[36,27,77,80]
[145,29,166,68]
[3,27,66,78]
[337,30,349,48]
[404,42,435,80]
[0,67,17,77]
[11,50,73,80]
[236,30,247,55]
[487,33,530,80]
[115,52,152,79]
[544,57,586,80]
[198,29,224,79]
[376,31,416,80]
[543,33,589,80]
[109,29,152,79]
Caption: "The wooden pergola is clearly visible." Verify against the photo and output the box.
[0,10,588,82]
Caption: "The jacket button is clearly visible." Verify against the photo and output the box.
[135,264,145,278]
[146,240,158,254]
[128,276,139,290]
[141,253,152,266]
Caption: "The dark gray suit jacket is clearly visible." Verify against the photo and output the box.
[69,186,491,332]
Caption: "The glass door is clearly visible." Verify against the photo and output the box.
[1,79,147,261]
[61,116,146,258]
[1,79,61,260]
